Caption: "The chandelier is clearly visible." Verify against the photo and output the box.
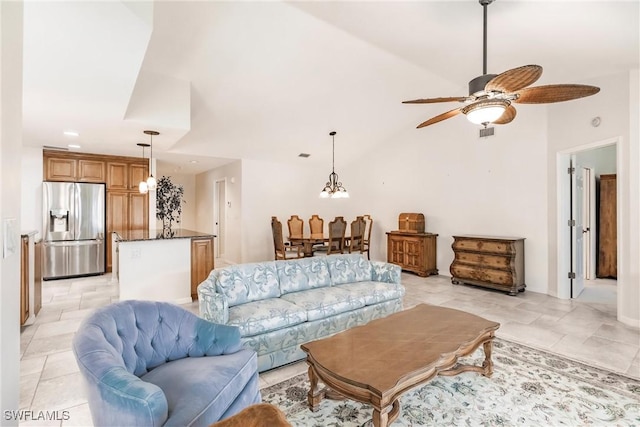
[319,131,349,199]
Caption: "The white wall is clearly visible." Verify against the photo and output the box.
[1,1,23,421]
[195,161,242,263]
[154,167,196,230]
[547,70,639,327]
[575,144,616,177]
[20,146,43,237]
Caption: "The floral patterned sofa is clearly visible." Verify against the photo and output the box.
[198,253,404,372]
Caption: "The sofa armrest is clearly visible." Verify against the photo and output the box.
[198,279,229,325]
[370,261,402,284]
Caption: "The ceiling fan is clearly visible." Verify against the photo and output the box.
[403,0,600,129]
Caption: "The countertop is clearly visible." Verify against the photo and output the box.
[113,228,216,242]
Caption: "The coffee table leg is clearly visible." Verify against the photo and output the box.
[482,339,494,377]
[372,399,400,427]
[307,366,324,411]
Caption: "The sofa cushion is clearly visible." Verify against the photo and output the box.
[276,257,331,294]
[140,349,258,427]
[335,281,406,306]
[280,287,365,321]
[228,299,308,337]
[326,254,372,286]
[214,262,280,307]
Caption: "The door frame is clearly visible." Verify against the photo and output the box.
[213,178,227,259]
[556,137,620,300]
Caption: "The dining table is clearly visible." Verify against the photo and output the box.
[288,233,328,257]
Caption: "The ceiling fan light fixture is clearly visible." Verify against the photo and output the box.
[464,100,509,125]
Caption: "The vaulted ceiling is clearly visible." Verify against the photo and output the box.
[22,1,639,174]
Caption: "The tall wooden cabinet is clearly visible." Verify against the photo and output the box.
[597,174,617,278]
[43,150,149,272]
[450,235,525,296]
[191,237,215,300]
[386,231,438,277]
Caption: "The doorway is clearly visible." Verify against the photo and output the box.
[214,179,226,259]
[557,139,618,304]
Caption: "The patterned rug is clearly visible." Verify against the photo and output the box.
[261,339,640,426]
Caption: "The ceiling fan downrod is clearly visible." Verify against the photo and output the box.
[469,0,496,96]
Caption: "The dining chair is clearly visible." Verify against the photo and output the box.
[326,216,347,255]
[361,214,373,260]
[348,217,366,254]
[287,215,304,238]
[309,214,324,236]
[272,217,302,260]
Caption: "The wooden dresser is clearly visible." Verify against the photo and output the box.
[386,231,438,277]
[450,235,525,296]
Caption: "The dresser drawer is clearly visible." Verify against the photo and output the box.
[454,252,512,269]
[452,238,514,255]
[451,262,515,287]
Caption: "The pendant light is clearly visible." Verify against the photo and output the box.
[144,130,159,191]
[319,131,349,199]
[137,142,150,194]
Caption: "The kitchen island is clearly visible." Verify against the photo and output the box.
[113,228,215,304]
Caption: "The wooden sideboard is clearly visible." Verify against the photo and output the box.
[450,235,525,296]
[386,231,438,277]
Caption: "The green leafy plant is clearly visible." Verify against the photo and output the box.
[156,176,185,230]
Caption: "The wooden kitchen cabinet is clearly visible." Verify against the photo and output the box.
[78,159,106,182]
[106,192,148,271]
[386,231,438,277]
[44,157,77,181]
[191,237,215,300]
[129,164,149,191]
[107,162,129,190]
[450,235,525,296]
[20,236,29,325]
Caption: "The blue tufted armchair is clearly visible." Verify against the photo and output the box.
[72,300,261,427]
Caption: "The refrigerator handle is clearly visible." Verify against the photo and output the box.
[71,182,78,240]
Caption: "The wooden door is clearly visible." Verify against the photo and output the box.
[597,174,617,278]
[191,237,214,300]
[107,192,129,271]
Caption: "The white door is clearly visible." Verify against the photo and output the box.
[582,168,595,280]
[571,156,585,298]
[214,180,226,257]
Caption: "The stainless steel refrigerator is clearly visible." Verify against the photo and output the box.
[42,181,105,280]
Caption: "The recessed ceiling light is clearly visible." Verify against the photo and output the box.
[67,144,81,149]
[189,160,198,164]
[63,131,79,137]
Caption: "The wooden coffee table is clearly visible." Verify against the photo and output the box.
[300,304,500,427]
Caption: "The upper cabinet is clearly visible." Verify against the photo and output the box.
[78,159,106,182]
[44,157,77,181]
[43,150,147,186]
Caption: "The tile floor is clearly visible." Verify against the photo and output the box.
[19,270,639,426]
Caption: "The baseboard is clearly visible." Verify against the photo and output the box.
[618,313,640,329]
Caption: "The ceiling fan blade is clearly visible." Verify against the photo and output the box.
[403,96,467,104]
[485,65,543,93]
[514,84,600,104]
[492,105,517,125]
[416,108,462,128]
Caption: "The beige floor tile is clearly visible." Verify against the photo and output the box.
[593,323,640,347]
[79,297,112,310]
[259,361,306,387]
[20,373,40,410]
[61,403,93,427]
[531,314,604,338]
[496,321,565,350]
[479,305,542,325]
[513,301,572,321]
[33,319,81,340]
[41,351,80,381]
[60,308,96,321]
[23,333,75,358]
[30,372,87,412]
[551,334,637,374]
[21,356,46,377]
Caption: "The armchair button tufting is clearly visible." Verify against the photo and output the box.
[158,317,163,323]
[175,335,180,341]
[194,335,199,341]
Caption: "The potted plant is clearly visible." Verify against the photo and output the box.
[156,176,185,232]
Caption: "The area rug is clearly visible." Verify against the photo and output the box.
[261,338,640,426]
